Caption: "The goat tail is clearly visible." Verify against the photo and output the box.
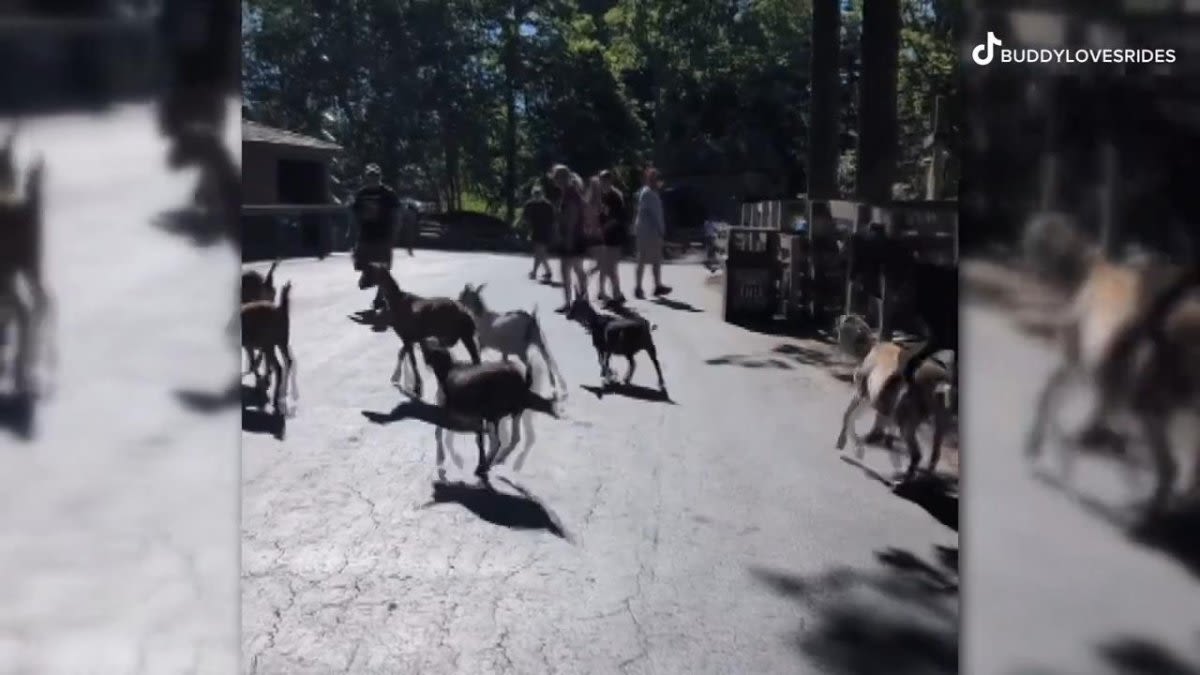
[651,324,658,331]
[529,308,568,400]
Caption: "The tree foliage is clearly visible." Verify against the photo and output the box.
[243,0,959,215]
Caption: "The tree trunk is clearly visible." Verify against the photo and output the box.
[503,4,520,226]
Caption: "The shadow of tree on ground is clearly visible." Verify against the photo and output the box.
[749,545,959,675]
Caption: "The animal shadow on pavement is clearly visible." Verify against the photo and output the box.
[581,383,674,404]
[152,208,227,248]
[651,297,703,313]
[748,545,958,675]
[237,383,286,440]
[1094,636,1200,675]
[362,399,464,428]
[423,475,570,540]
[839,456,959,531]
[0,392,35,441]
[175,379,242,413]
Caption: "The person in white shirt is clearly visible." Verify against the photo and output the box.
[633,167,672,299]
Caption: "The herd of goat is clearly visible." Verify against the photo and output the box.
[238,249,958,493]
[240,259,668,481]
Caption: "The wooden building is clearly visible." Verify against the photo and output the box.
[241,120,347,261]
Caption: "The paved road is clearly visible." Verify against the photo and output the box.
[964,297,1200,675]
[242,252,958,674]
[0,103,240,673]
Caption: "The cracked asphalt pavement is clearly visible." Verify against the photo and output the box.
[242,253,957,674]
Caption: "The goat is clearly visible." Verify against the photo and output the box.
[241,259,279,377]
[457,282,567,400]
[565,286,666,394]
[357,264,480,400]
[1022,215,1200,522]
[0,155,53,395]
[241,281,298,415]
[836,338,954,485]
[420,340,559,480]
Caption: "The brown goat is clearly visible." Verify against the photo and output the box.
[242,281,298,415]
[357,264,480,400]
[836,340,953,485]
[241,259,279,377]
[0,154,53,394]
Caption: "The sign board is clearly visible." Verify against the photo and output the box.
[887,200,957,238]
[723,226,781,323]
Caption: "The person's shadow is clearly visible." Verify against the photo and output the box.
[652,297,703,313]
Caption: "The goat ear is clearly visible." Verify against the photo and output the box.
[476,282,486,293]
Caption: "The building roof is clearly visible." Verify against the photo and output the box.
[243,120,342,152]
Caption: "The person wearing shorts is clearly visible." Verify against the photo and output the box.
[633,166,671,299]
[549,164,588,312]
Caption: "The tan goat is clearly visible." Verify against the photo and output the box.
[836,339,953,485]
[1023,214,1200,522]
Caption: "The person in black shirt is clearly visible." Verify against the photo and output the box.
[523,185,555,281]
[351,163,400,272]
[597,170,628,305]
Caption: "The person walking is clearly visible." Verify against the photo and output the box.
[522,185,555,282]
[582,175,606,300]
[633,166,672,299]
[350,163,400,272]
[549,164,588,312]
[597,169,627,305]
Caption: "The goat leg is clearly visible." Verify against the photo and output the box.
[836,393,867,455]
[494,413,522,466]
[928,400,947,474]
[408,343,423,399]
[895,423,923,486]
[647,346,666,392]
[1025,363,1072,460]
[474,429,490,479]
[512,412,536,472]
[11,295,31,394]
[1139,414,1177,525]
[434,427,447,482]
[391,345,407,389]
[624,355,636,385]
[464,334,482,365]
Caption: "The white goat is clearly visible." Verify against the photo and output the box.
[457,282,567,400]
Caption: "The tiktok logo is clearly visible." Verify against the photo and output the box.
[972,32,1002,65]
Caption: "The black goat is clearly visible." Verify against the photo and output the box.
[565,289,667,394]
[421,341,559,480]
